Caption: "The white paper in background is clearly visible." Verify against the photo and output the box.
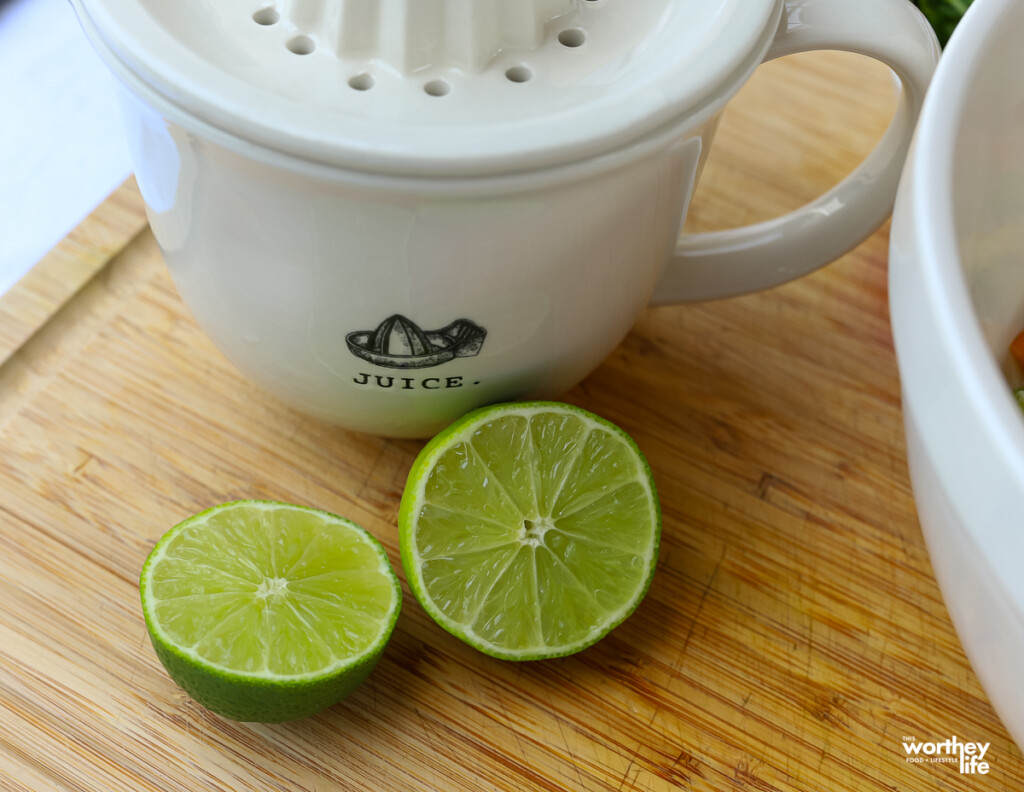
[0,0,133,296]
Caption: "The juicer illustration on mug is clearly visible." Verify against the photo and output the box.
[346,315,487,370]
[346,315,488,392]
[69,0,940,435]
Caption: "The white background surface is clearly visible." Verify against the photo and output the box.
[0,0,132,296]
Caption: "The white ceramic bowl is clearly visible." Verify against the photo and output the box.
[890,0,1024,747]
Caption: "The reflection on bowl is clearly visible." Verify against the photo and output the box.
[890,0,1024,749]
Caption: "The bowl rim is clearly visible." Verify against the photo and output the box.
[911,0,1024,506]
[899,0,1024,738]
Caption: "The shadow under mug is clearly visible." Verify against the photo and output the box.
[94,0,938,437]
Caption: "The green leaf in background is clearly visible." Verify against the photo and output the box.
[912,0,973,47]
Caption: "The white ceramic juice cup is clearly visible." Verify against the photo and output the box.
[72,0,939,436]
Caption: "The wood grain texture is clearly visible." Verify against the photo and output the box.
[1,52,1021,791]
[0,179,147,368]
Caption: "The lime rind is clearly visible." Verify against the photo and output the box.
[400,401,660,661]
[140,500,402,722]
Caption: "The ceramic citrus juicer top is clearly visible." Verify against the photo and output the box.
[69,0,784,175]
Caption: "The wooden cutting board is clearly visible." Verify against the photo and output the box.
[2,51,1021,791]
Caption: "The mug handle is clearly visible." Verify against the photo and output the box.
[650,0,940,305]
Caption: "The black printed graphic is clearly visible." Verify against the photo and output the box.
[346,314,486,369]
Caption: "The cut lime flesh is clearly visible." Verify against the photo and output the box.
[400,402,660,661]
[140,501,401,722]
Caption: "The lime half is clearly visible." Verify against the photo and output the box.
[140,501,401,722]
[399,402,660,661]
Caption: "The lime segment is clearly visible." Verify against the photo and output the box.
[400,402,660,661]
[140,500,401,722]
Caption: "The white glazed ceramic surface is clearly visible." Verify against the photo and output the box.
[73,0,939,436]
[118,89,713,435]
[889,0,1024,748]
[72,0,778,174]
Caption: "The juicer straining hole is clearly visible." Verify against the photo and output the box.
[558,28,586,48]
[505,65,533,83]
[286,35,315,55]
[349,73,375,91]
[252,6,279,25]
[424,79,451,97]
